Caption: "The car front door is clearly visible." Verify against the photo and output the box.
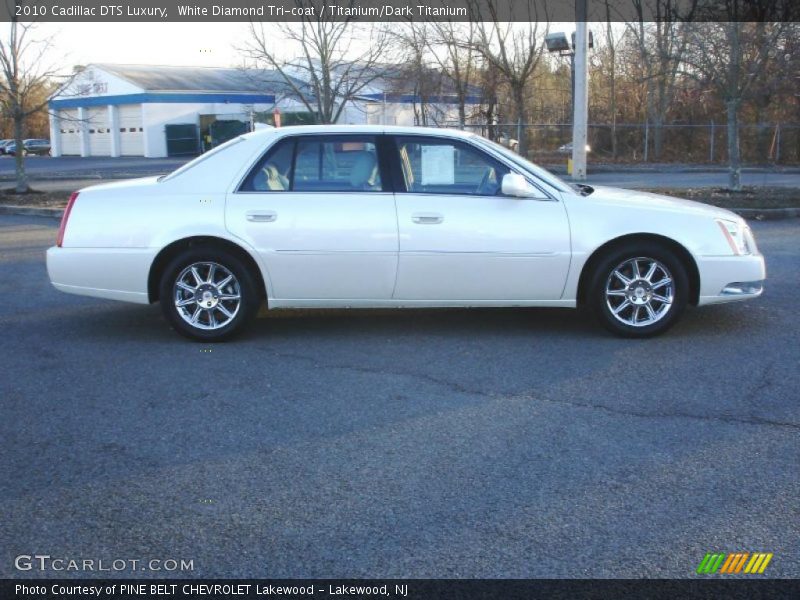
[226,134,398,302]
[390,135,571,302]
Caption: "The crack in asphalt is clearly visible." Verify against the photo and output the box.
[271,350,485,397]
[745,360,775,402]
[514,393,800,431]
[268,350,800,431]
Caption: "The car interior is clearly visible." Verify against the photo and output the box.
[245,137,382,193]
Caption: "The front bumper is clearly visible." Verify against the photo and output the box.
[696,253,766,306]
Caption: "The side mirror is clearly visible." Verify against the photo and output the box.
[501,173,544,198]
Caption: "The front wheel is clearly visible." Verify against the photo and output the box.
[159,247,260,341]
[589,243,689,338]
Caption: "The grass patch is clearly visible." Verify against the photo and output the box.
[643,186,800,209]
[1,189,70,208]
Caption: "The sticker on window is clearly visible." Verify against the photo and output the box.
[420,145,455,185]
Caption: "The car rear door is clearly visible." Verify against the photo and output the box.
[390,135,571,302]
[225,133,398,302]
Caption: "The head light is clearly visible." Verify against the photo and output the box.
[717,219,750,255]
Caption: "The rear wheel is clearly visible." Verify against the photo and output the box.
[589,243,689,338]
[159,247,260,341]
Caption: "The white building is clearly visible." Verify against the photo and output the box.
[48,64,307,158]
[49,63,485,158]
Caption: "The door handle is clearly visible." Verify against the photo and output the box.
[412,212,443,224]
[246,210,277,223]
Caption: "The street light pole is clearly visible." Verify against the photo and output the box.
[571,0,589,181]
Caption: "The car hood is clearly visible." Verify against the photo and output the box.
[584,185,742,222]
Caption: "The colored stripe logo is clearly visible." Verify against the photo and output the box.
[697,552,773,574]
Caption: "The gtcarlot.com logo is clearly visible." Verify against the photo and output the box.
[14,555,194,572]
[696,552,773,575]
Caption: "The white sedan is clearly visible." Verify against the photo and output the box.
[47,125,765,341]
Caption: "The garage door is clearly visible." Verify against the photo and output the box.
[87,107,111,156]
[119,105,143,156]
[59,109,81,155]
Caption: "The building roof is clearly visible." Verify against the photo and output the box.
[93,63,307,96]
[354,64,484,104]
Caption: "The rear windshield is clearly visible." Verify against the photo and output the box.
[161,136,246,182]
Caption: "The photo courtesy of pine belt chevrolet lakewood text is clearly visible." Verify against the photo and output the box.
[46,125,766,341]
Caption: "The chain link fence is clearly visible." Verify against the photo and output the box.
[459,123,800,165]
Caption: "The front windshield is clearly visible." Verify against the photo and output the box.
[470,135,574,194]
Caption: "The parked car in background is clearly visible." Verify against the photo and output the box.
[47,125,765,341]
[6,139,51,156]
[0,139,13,155]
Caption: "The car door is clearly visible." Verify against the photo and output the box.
[226,134,398,301]
[391,135,571,302]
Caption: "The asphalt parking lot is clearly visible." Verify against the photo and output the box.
[1,215,798,579]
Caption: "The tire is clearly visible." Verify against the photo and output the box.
[588,242,689,338]
[159,246,260,342]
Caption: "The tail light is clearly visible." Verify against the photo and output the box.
[56,191,79,247]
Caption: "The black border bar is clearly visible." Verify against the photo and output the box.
[3,0,799,23]
[4,579,800,600]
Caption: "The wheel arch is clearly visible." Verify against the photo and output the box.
[148,236,268,304]
[576,233,700,307]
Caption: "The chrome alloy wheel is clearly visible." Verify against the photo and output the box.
[173,262,241,330]
[605,257,675,327]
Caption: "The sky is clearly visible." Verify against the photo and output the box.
[38,22,254,70]
[36,21,582,73]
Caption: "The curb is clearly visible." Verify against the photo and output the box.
[0,174,162,182]
[554,166,800,175]
[0,205,63,218]
[0,204,797,221]
[732,207,800,220]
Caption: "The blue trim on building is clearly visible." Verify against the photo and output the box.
[49,92,276,109]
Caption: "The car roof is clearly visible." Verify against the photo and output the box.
[241,124,475,141]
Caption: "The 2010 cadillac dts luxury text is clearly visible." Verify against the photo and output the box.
[46,125,766,341]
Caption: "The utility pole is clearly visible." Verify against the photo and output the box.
[571,0,589,181]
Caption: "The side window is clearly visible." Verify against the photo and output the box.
[293,136,382,192]
[240,138,295,192]
[240,136,384,193]
[395,137,509,196]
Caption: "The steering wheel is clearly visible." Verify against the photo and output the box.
[476,167,495,195]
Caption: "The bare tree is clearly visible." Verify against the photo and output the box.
[686,14,786,189]
[389,22,436,126]
[476,56,501,141]
[244,2,391,124]
[0,17,63,193]
[470,1,549,156]
[603,1,620,158]
[429,21,478,128]
[628,0,697,160]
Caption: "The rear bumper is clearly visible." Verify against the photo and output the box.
[697,253,766,306]
[47,246,154,304]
